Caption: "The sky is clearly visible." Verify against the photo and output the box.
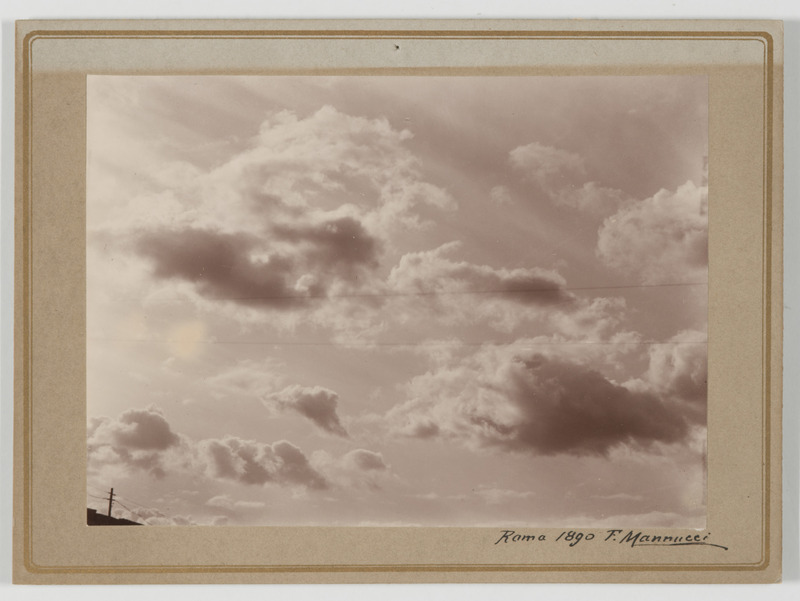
[85,75,708,528]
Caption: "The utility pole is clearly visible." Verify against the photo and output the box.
[107,487,115,517]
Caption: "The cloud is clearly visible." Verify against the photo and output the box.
[263,385,349,437]
[490,185,513,206]
[98,504,200,526]
[555,182,630,213]
[509,142,628,213]
[135,220,382,310]
[389,242,574,307]
[199,437,329,490]
[236,104,455,232]
[272,215,381,279]
[206,494,267,511]
[385,243,637,336]
[311,448,391,491]
[644,330,707,401]
[341,449,388,472]
[135,227,302,308]
[626,330,708,425]
[205,358,286,400]
[473,487,536,505]
[560,510,705,529]
[96,104,456,336]
[510,142,587,188]
[104,405,180,450]
[88,406,329,491]
[87,405,182,479]
[493,354,691,455]
[387,344,703,457]
[597,180,708,283]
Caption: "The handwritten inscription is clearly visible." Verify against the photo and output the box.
[494,529,728,551]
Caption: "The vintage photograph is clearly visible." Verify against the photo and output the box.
[86,75,708,528]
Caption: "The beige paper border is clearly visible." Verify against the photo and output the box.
[13,19,783,584]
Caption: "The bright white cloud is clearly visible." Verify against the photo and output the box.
[597,180,708,283]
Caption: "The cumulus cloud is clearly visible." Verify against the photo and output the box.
[597,180,708,283]
[88,405,331,491]
[263,385,349,437]
[626,329,708,425]
[109,105,463,336]
[549,296,628,340]
[88,405,182,479]
[233,105,455,232]
[387,345,704,457]
[199,436,329,490]
[102,405,180,450]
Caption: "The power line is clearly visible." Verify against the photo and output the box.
[113,492,155,510]
[87,337,707,348]
[141,280,708,304]
[113,499,136,514]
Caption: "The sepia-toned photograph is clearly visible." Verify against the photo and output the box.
[85,75,709,528]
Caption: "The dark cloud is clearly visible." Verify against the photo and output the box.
[264,385,349,438]
[272,216,380,278]
[498,354,693,456]
[199,436,328,490]
[87,406,181,479]
[392,351,702,457]
[111,406,181,450]
[135,218,382,309]
[136,227,303,307]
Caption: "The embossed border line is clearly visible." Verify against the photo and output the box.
[19,26,775,576]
